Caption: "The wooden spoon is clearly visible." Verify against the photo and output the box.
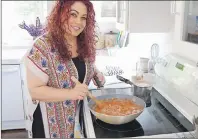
[86,91,103,108]
[71,76,103,108]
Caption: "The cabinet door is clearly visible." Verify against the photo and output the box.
[116,1,129,30]
[2,65,25,122]
[128,1,174,33]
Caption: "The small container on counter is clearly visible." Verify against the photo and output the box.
[104,31,117,48]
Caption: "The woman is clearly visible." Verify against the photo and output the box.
[23,0,105,138]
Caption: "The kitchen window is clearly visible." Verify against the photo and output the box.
[2,1,116,50]
[182,1,198,44]
[2,1,48,49]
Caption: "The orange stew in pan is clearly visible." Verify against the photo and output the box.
[93,98,143,116]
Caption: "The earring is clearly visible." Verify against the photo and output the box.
[59,0,65,7]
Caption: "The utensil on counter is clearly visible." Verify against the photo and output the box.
[104,31,117,48]
[137,57,150,75]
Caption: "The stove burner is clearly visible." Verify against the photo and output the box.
[93,116,144,138]
[95,119,142,132]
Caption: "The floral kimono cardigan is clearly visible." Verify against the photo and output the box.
[22,34,105,138]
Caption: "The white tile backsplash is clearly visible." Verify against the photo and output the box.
[127,33,173,58]
[96,21,119,33]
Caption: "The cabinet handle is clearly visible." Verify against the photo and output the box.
[2,67,19,73]
[21,80,24,85]
[116,1,119,22]
[172,1,179,15]
[171,1,174,14]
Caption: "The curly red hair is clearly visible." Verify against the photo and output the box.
[46,0,97,62]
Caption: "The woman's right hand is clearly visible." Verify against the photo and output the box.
[69,76,88,100]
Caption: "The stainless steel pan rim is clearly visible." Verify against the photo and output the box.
[87,94,146,124]
[89,107,144,118]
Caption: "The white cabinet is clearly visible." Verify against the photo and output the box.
[116,1,175,33]
[2,65,25,130]
[116,1,129,31]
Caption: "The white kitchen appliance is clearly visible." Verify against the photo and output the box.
[154,53,198,120]
[81,53,198,138]
[152,53,198,138]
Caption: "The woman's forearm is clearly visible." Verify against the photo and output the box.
[93,65,106,87]
[29,86,72,102]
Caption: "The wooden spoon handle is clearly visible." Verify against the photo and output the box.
[86,91,101,105]
[71,76,101,106]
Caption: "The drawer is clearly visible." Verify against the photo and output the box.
[2,65,25,122]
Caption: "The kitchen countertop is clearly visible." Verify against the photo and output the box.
[2,49,29,65]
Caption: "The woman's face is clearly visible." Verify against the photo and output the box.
[64,2,87,37]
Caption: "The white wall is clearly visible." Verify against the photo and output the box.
[125,33,198,63]
[126,33,198,63]
[47,1,55,15]
[96,21,118,33]
[172,41,198,62]
[126,33,173,58]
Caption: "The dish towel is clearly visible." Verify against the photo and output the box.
[74,100,84,138]
[193,115,198,138]
[74,121,84,138]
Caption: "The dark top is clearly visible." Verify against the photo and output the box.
[72,57,86,83]
[32,57,86,138]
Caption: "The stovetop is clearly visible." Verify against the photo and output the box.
[82,88,195,138]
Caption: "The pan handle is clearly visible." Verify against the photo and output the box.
[93,75,104,88]
[116,75,134,86]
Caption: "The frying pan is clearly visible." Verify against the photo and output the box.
[87,93,146,125]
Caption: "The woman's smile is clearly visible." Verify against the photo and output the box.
[70,25,81,31]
